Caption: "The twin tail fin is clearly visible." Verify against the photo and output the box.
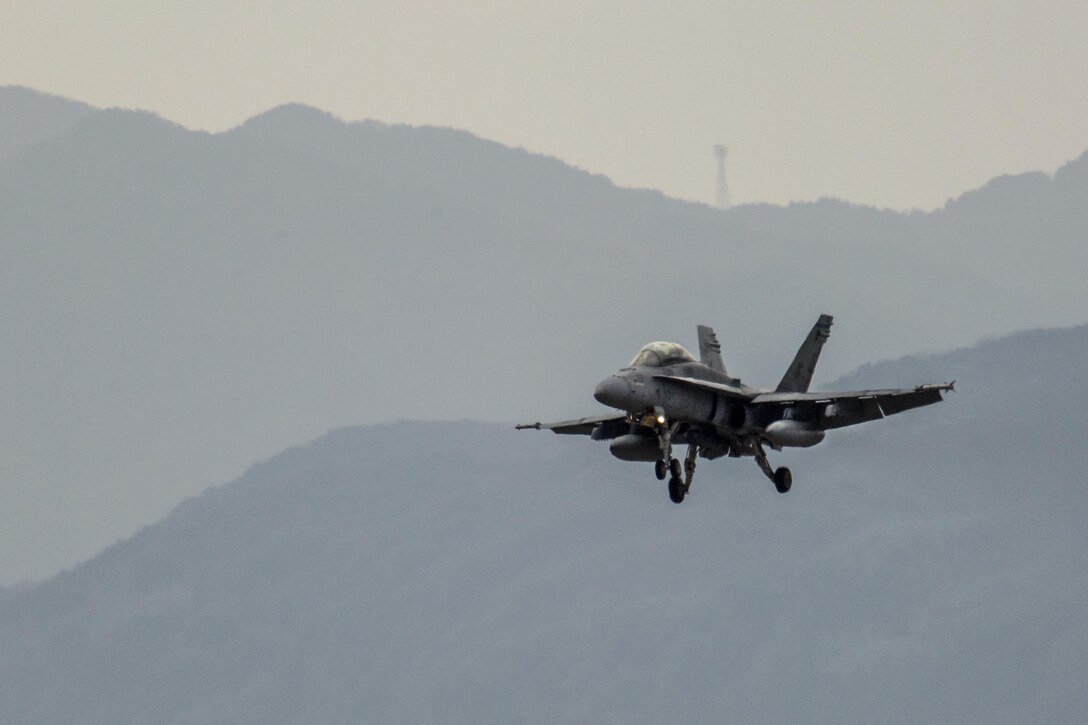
[775,314,833,393]
[696,325,727,375]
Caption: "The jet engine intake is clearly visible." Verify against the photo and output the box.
[724,401,749,431]
[707,397,751,432]
[661,387,752,433]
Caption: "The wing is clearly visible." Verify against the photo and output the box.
[752,383,953,430]
[515,411,628,436]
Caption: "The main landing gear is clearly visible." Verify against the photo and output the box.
[655,437,793,502]
[753,440,792,494]
[655,439,791,502]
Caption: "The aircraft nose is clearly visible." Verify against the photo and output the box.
[594,376,631,409]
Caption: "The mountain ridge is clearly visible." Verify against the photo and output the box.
[8,86,1086,214]
[0,86,96,160]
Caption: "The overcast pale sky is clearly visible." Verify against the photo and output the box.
[3,1,1086,209]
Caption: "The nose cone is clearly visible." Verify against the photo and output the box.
[594,375,631,409]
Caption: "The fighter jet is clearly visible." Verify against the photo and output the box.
[517,316,952,503]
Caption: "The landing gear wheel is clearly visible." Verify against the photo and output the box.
[669,458,682,479]
[668,476,686,504]
[655,459,668,481]
[773,467,792,494]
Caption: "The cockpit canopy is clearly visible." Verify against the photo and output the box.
[628,341,696,368]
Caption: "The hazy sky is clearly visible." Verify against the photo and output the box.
[3,1,1086,209]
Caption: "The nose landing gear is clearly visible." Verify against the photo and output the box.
[668,474,686,503]
[654,417,688,501]
[663,444,699,504]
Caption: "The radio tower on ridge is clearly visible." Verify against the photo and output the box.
[713,144,730,210]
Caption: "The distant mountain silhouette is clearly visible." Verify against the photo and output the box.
[0,86,94,160]
[1,324,1085,724]
[1,86,1086,583]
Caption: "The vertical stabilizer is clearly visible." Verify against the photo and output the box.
[697,325,728,375]
[776,315,833,393]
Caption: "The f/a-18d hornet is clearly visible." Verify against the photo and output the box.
[517,316,952,503]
